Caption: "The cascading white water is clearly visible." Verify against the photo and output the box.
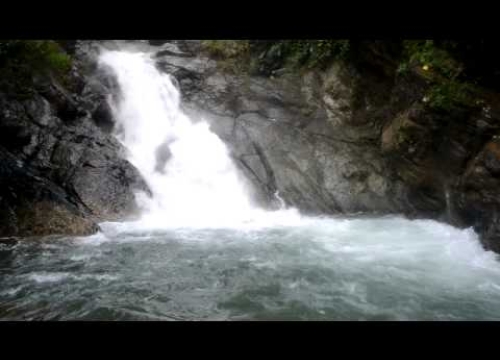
[99,50,299,229]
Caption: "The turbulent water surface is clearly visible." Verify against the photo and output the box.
[1,48,500,321]
[1,217,500,320]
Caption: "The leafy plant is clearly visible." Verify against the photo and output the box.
[427,80,479,111]
[399,40,462,78]
[398,40,481,111]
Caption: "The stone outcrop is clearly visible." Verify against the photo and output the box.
[144,40,500,252]
[4,39,500,254]
[0,42,148,237]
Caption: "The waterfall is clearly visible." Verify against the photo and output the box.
[98,50,300,229]
[274,191,286,209]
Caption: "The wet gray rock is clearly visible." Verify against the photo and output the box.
[5,39,500,253]
[149,40,500,252]
[0,43,149,237]
[0,145,99,237]
[151,41,408,216]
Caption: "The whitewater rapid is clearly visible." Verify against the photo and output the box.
[2,215,500,320]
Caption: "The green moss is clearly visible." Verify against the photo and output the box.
[200,40,252,74]
[200,40,350,74]
[200,40,250,58]
[265,40,350,70]
[0,40,72,96]
[43,42,72,73]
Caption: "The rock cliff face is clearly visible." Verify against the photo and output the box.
[3,39,500,254]
[141,40,500,252]
[144,41,404,215]
[0,41,148,237]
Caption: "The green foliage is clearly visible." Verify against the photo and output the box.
[266,40,350,70]
[0,40,72,96]
[401,40,462,78]
[200,40,250,58]
[396,61,409,74]
[200,40,350,74]
[427,80,479,111]
[398,40,480,112]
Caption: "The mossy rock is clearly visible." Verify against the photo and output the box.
[200,40,351,75]
[200,40,253,74]
[0,40,72,96]
[15,201,99,237]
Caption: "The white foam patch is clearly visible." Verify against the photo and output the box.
[29,272,71,283]
[77,232,112,246]
[69,253,101,261]
[27,272,119,283]
[0,286,25,296]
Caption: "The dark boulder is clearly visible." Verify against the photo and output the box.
[0,146,98,237]
[0,41,150,238]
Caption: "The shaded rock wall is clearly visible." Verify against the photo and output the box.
[146,40,500,252]
[0,42,148,237]
[4,39,500,254]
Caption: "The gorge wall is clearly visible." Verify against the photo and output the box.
[147,40,500,252]
[0,41,148,237]
[2,39,500,254]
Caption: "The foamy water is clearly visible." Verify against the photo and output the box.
[1,216,500,320]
